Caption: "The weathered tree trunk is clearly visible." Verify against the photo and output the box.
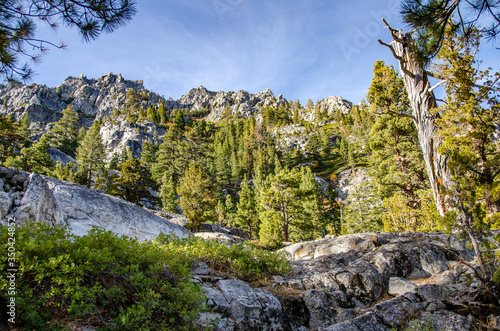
[379,20,451,217]
[379,20,494,284]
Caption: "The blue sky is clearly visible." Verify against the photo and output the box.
[31,0,498,105]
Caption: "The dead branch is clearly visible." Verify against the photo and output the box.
[429,80,447,93]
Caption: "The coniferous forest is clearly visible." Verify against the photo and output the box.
[0,0,499,330]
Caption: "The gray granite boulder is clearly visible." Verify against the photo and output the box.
[388,277,418,296]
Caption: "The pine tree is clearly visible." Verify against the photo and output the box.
[225,194,235,225]
[178,163,215,232]
[299,167,326,239]
[339,137,349,164]
[305,132,322,161]
[306,98,314,109]
[320,129,331,155]
[18,112,31,138]
[146,105,158,123]
[140,140,156,174]
[342,177,384,234]
[46,105,80,157]
[54,161,78,183]
[215,199,227,226]
[234,175,258,238]
[76,120,105,188]
[347,141,355,169]
[230,150,241,184]
[293,108,300,124]
[367,60,433,228]
[171,111,185,139]
[434,29,500,218]
[0,114,29,163]
[153,131,189,184]
[5,135,54,175]
[77,126,87,144]
[158,102,168,124]
[160,173,179,213]
[324,185,341,235]
[108,156,158,207]
[214,139,231,183]
[258,166,317,245]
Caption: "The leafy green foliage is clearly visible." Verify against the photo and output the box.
[258,166,324,246]
[434,29,500,223]
[401,0,500,64]
[0,223,204,330]
[155,234,292,283]
[366,60,438,232]
[342,175,384,234]
[160,173,180,213]
[233,175,259,238]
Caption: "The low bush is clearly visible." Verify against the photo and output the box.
[0,223,205,330]
[155,234,292,283]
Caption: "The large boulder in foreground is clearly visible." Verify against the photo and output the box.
[1,167,191,240]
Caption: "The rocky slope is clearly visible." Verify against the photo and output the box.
[196,232,498,331]
[0,167,190,240]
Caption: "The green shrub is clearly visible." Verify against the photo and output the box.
[155,234,292,283]
[0,223,205,330]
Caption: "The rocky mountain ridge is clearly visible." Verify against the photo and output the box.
[0,72,352,159]
[0,72,352,125]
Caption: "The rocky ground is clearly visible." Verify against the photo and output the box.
[194,232,500,330]
[1,167,499,330]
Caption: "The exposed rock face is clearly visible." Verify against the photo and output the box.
[302,96,353,122]
[0,82,67,123]
[273,124,341,153]
[197,231,487,330]
[47,148,77,166]
[200,223,251,240]
[0,167,191,240]
[0,73,163,124]
[194,232,246,244]
[200,280,284,331]
[170,86,288,122]
[274,124,309,150]
[99,117,165,160]
[335,168,370,200]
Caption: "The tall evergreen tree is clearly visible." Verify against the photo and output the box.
[342,177,384,234]
[0,114,29,163]
[178,163,215,232]
[434,29,500,219]
[367,61,433,228]
[234,175,259,238]
[140,140,157,174]
[160,173,179,213]
[108,156,158,207]
[76,121,105,188]
[46,105,80,157]
[258,166,318,245]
